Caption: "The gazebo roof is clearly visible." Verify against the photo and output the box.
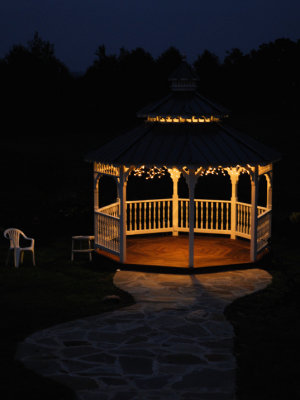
[87,62,280,169]
[86,121,280,168]
[137,91,229,119]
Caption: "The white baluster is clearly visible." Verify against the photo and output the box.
[139,202,142,231]
[180,201,183,228]
[158,201,161,228]
[220,202,223,230]
[185,201,188,227]
[129,203,132,231]
[227,202,230,230]
[247,205,250,235]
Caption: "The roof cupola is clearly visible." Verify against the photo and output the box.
[168,61,198,92]
[137,61,228,121]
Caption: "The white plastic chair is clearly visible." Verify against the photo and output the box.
[4,228,35,267]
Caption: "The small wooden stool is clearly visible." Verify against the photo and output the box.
[71,235,94,263]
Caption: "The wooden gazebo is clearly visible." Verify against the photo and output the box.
[87,62,280,268]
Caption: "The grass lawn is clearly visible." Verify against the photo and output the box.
[225,231,300,399]
[0,237,134,400]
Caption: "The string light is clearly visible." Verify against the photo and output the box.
[225,166,251,176]
[147,116,220,123]
[133,165,146,177]
[134,165,251,179]
[133,166,167,179]
[184,165,251,177]
[197,166,228,176]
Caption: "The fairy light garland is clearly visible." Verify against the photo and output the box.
[196,166,250,177]
[196,166,228,176]
[133,165,251,179]
[133,166,167,179]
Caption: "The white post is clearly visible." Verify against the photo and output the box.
[250,166,258,262]
[118,166,127,263]
[265,172,273,210]
[93,173,100,247]
[265,171,273,243]
[168,168,181,236]
[116,183,120,202]
[94,174,99,211]
[228,168,239,239]
[187,169,197,268]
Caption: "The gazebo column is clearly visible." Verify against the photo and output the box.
[265,170,273,244]
[93,173,99,211]
[250,166,259,262]
[168,168,181,236]
[118,166,128,263]
[116,183,120,202]
[228,168,240,239]
[93,173,100,247]
[186,169,197,268]
[265,171,273,210]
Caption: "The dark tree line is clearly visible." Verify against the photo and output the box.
[1,33,300,139]
[1,33,299,239]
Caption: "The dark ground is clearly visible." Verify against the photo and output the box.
[0,113,299,399]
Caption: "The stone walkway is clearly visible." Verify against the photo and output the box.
[16,268,272,400]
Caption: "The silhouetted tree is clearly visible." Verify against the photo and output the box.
[223,48,245,67]
[84,45,118,117]
[83,46,157,132]
[193,50,220,98]
[220,48,251,110]
[117,47,155,114]
[28,31,55,60]
[2,34,299,135]
[1,32,72,133]
[248,38,300,113]
[155,47,184,94]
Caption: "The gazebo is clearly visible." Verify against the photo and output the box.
[86,62,280,268]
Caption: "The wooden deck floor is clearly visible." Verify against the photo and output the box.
[97,235,252,269]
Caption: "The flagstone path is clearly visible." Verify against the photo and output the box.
[16,268,271,400]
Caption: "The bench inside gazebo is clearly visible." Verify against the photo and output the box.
[86,62,280,270]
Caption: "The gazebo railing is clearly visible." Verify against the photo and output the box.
[126,199,173,235]
[178,199,231,234]
[94,202,120,255]
[98,202,120,217]
[236,202,268,239]
[94,199,270,254]
[126,198,232,235]
[257,209,272,252]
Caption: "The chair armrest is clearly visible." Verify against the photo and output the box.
[23,236,35,247]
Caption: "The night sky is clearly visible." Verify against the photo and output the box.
[1,0,300,72]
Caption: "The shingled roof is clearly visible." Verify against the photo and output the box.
[87,63,280,168]
[87,122,280,168]
[137,91,228,119]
